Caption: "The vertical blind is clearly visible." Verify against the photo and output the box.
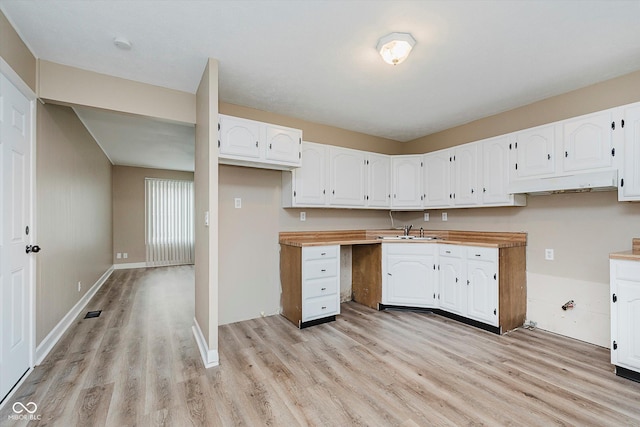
[145,178,194,266]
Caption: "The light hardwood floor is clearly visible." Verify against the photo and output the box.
[1,266,640,426]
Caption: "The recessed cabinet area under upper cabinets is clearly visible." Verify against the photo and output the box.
[218,114,302,170]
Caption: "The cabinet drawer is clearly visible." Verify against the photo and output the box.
[303,295,339,321]
[439,245,464,257]
[466,246,497,262]
[304,277,338,299]
[304,259,338,280]
[303,245,339,261]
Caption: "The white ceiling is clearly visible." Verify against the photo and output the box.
[3,0,640,170]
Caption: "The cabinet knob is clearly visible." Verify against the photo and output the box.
[547,154,551,160]
[321,306,327,310]
[467,280,470,285]
[320,269,326,272]
[321,287,327,291]
[256,141,259,147]
[320,252,326,256]
[269,143,272,149]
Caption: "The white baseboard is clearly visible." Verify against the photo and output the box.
[192,318,219,368]
[113,262,147,270]
[35,266,114,365]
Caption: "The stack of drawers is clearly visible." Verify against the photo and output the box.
[280,244,341,328]
[302,245,340,324]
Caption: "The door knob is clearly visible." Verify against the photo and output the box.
[26,245,41,254]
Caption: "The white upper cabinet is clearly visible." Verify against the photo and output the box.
[282,141,328,207]
[329,147,366,206]
[482,135,526,206]
[423,149,452,208]
[453,143,479,206]
[219,114,261,159]
[366,153,391,208]
[219,114,301,170]
[392,155,423,208]
[265,124,303,164]
[511,123,556,180]
[561,110,614,172]
[619,103,640,201]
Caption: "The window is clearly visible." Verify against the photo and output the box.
[145,178,194,266]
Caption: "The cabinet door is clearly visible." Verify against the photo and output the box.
[392,156,423,207]
[466,258,498,326]
[619,104,640,200]
[439,254,464,315]
[482,135,513,204]
[453,143,479,206]
[423,150,451,208]
[383,244,437,307]
[367,153,391,207]
[294,142,327,206]
[512,124,555,179]
[561,110,614,172]
[265,124,301,165]
[611,260,640,371]
[329,147,366,206]
[219,115,262,159]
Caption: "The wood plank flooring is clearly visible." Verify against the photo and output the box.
[1,266,640,426]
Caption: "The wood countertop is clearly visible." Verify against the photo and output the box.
[279,229,527,248]
[610,238,640,261]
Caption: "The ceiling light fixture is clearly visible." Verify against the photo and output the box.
[376,32,416,65]
[113,37,132,50]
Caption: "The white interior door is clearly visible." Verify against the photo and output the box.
[0,72,33,403]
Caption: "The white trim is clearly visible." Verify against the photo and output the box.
[35,267,114,365]
[192,318,219,368]
[113,262,148,270]
[0,367,32,411]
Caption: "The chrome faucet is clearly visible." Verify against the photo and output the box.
[403,224,413,236]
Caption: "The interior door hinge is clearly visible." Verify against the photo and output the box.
[494,273,497,280]
[611,121,615,130]
[299,152,301,159]
[293,190,296,197]
[611,147,616,157]
[621,178,624,187]
[218,123,220,131]
[613,293,617,303]
[515,163,518,170]
[621,119,625,128]
[613,340,618,350]
[218,140,220,148]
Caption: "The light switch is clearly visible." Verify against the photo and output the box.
[545,249,554,261]
[300,211,306,221]
[442,212,448,221]
[234,198,242,209]
[424,213,429,221]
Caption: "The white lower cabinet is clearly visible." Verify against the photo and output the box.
[280,244,340,327]
[466,247,499,326]
[381,243,499,328]
[438,245,464,315]
[382,244,437,307]
[610,259,640,380]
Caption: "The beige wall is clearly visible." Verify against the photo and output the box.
[36,103,113,344]
[38,60,196,125]
[112,166,193,264]
[219,165,391,324]
[0,10,36,92]
[194,59,219,358]
[220,102,403,155]
[404,69,640,154]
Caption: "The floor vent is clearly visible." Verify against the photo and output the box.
[84,310,102,319]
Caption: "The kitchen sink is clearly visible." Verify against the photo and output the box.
[377,236,440,241]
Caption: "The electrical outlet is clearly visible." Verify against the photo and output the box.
[442,212,448,221]
[123,253,128,259]
[116,252,122,259]
[424,213,429,221]
[300,211,306,221]
[234,197,242,209]
[545,249,554,261]
[78,281,82,292]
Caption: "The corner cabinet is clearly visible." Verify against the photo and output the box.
[610,258,640,382]
[378,243,525,334]
[382,244,437,307]
[219,114,302,170]
[392,155,423,208]
[280,244,341,328]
